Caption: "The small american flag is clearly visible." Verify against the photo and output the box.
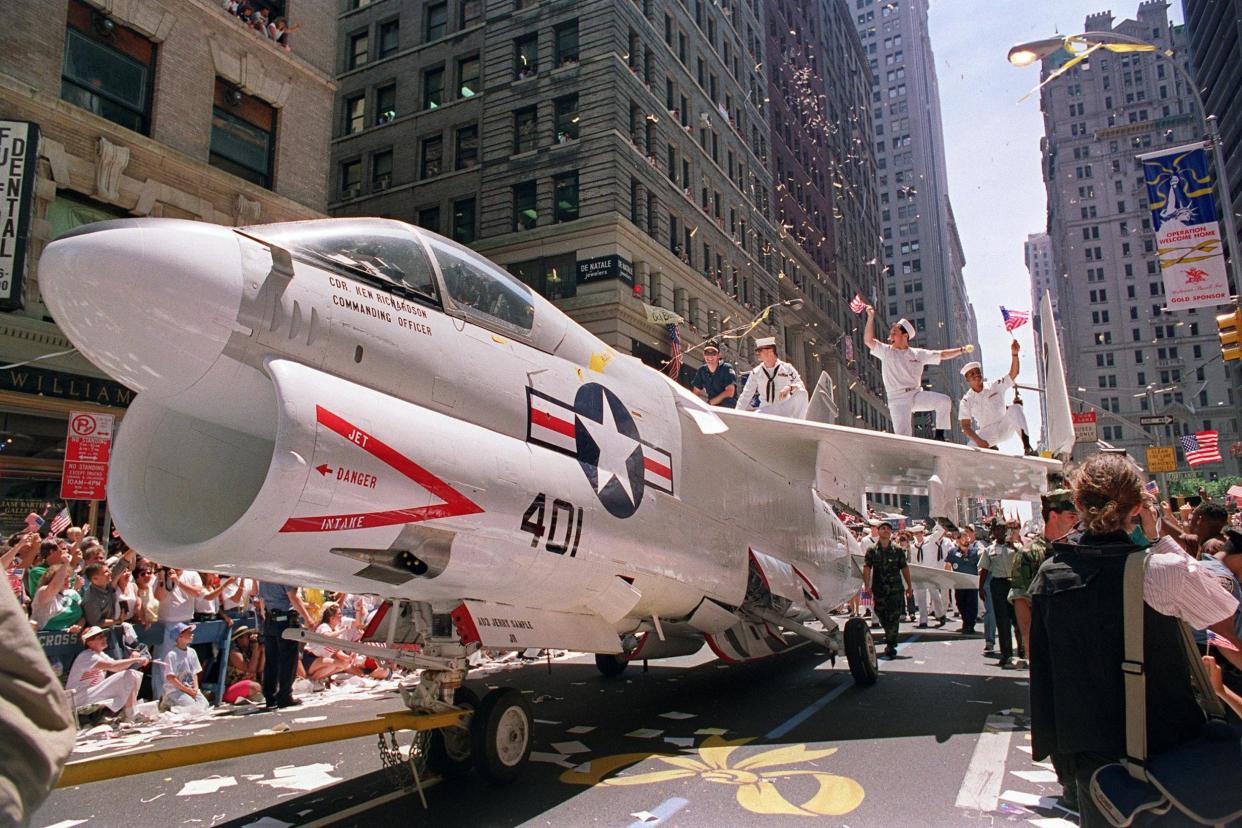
[665,324,682,378]
[1207,630,1240,653]
[1144,480,1159,496]
[849,294,867,314]
[48,507,71,536]
[1001,306,1030,332]
[1178,431,1222,467]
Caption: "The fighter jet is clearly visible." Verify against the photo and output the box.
[38,217,1056,782]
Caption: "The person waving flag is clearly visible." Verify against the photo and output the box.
[1001,306,1030,333]
[849,294,867,314]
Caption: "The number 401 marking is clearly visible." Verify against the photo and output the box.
[520,493,584,556]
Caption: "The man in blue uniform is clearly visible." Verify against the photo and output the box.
[258,581,312,709]
[690,342,737,408]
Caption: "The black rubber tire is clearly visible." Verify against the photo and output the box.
[427,686,479,778]
[595,653,628,677]
[470,687,532,785]
[844,617,879,686]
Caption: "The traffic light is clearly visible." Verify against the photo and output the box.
[1218,305,1242,362]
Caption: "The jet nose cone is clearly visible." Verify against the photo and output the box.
[39,219,244,397]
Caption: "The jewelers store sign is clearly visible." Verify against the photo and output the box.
[0,121,39,311]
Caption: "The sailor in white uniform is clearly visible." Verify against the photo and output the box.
[862,305,972,439]
[958,339,1036,455]
[735,336,808,418]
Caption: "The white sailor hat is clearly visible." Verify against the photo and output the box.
[960,361,982,376]
[754,336,777,350]
[895,318,916,339]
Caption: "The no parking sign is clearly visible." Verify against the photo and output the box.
[60,411,113,500]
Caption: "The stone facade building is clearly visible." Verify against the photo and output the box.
[0,0,336,530]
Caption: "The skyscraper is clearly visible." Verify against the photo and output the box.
[1039,3,1240,474]
[1025,231,1056,445]
[854,0,979,438]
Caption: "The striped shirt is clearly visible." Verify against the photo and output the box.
[1143,537,1239,630]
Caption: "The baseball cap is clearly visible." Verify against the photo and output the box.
[171,621,196,639]
[1040,488,1075,512]
[80,626,106,643]
[703,341,720,353]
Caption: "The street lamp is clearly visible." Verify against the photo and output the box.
[1007,31,1242,292]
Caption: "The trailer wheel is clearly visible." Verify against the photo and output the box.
[470,688,532,785]
[844,618,879,686]
[595,653,628,677]
[428,686,478,777]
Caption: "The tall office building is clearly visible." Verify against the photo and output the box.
[763,0,887,432]
[0,0,335,531]
[853,0,979,438]
[1039,3,1240,475]
[1024,231,1057,445]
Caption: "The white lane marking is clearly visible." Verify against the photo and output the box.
[954,714,1014,812]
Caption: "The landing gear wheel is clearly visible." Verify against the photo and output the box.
[470,687,532,785]
[844,617,879,686]
[595,653,628,677]
[428,686,479,778]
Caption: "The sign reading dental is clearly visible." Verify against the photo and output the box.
[0,121,40,311]
[1139,142,1231,311]
[61,411,114,500]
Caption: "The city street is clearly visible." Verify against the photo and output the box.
[38,619,1076,828]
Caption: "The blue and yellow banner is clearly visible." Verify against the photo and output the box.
[1140,142,1231,310]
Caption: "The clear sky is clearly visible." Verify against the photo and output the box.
[927,0,1185,449]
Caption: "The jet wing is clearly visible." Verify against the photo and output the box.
[707,406,1059,512]
[851,555,977,590]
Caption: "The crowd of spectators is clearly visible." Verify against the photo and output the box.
[220,1,301,51]
[2,516,394,727]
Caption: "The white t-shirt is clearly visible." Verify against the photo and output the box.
[164,645,201,692]
[67,649,111,691]
[221,578,255,611]
[158,570,202,623]
[114,580,138,621]
[960,375,1014,428]
[307,622,340,658]
[868,341,941,398]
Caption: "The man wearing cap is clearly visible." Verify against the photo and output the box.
[979,520,1022,668]
[862,304,971,439]
[65,626,149,720]
[863,521,914,659]
[690,342,738,408]
[1008,490,1078,670]
[959,339,1036,455]
[913,523,950,628]
[258,581,314,709]
[734,335,808,417]
[946,528,982,633]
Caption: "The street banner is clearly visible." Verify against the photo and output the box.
[1072,411,1097,444]
[60,411,114,500]
[0,120,40,311]
[1139,142,1231,311]
[642,303,683,326]
[1145,445,1176,474]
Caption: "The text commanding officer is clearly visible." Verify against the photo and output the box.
[735,336,807,418]
[690,341,737,408]
[863,520,914,659]
[978,521,1021,669]
[861,304,971,439]
[959,339,1037,455]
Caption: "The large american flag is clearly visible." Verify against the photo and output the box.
[665,324,682,378]
[1178,431,1222,467]
[48,507,71,536]
[849,294,867,314]
[1000,306,1030,332]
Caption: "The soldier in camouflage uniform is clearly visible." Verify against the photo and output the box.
[1008,489,1078,669]
[863,521,914,659]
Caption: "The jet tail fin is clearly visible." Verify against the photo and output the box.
[804,370,839,425]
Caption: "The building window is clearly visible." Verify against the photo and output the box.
[348,30,369,69]
[515,34,538,79]
[514,106,538,153]
[513,180,537,231]
[379,19,400,57]
[554,20,579,67]
[340,159,362,199]
[344,93,365,134]
[509,253,577,301]
[554,94,578,143]
[375,83,396,125]
[417,205,441,232]
[209,79,276,188]
[458,55,480,98]
[423,66,444,109]
[455,125,478,169]
[452,198,476,243]
[425,2,447,41]
[371,149,393,190]
[460,0,481,27]
[61,0,156,135]
[554,171,579,223]
[420,135,443,179]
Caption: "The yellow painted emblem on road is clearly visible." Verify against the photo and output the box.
[560,736,864,817]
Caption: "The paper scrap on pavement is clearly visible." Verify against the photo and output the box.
[241,819,294,828]
[254,722,292,735]
[534,719,561,725]
[41,821,89,828]
[178,776,237,796]
[659,711,696,720]
[630,812,658,823]
[1029,818,1078,828]
[574,761,591,774]
[625,728,664,739]
[256,763,341,792]
[664,736,695,747]
[1000,790,1058,808]
[292,716,327,724]
[1011,770,1059,783]
[566,725,595,734]
[1016,745,1033,754]
[694,727,727,736]
[529,751,575,768]
[551,740,590,754]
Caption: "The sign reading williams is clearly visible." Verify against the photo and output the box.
[576,255,634,286]
[0,121,40,311]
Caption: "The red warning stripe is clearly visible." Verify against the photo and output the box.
[530,407,575,438]
[642,456,671,478]
[280,406,484,533]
